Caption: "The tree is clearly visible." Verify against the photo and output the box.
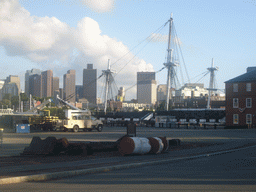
[44,107,66,119]
[2,93,11,101]
[20,93,28,101]
[11,96,19,109]
[0,99,11,108]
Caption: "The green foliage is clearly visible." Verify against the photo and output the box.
[44,107,66,119]
[2,93,12,100]
[0,99,11,108]
[20,93,28,101]
[11,96,19,109]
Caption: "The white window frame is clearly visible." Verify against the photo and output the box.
[246,83,251,92]
[233,83,238,92]
[233,114,239,124]
[246,114,252,125]
[233,98,239,108]
[246,98,252,108]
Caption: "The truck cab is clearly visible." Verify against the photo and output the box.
[56,109,103,132]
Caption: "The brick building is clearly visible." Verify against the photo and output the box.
[225,67,256,128]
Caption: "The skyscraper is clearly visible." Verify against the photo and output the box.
[76,85,83,101]
[42,70,53,97]
[5,75,20,94]
[83,64,97,104]
[52,77,59,93]
[157,84,167,102]
[29,74,42,97]
[25,69,41,96]
[63,70,76,102]
[137,72,157,104]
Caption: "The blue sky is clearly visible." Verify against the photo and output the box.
[0,0,255,100]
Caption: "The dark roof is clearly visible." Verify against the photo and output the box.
[225,68,256,83]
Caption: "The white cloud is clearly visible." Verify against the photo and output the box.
[80,0,115,13]
[0,0,154,100]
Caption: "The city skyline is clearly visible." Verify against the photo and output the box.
[0,0,255,100]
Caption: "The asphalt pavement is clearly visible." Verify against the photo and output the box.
[0,126,256,186]
[1,142,256,191]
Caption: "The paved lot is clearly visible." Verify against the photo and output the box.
[0,126,256,186]
[1,126,256,157]
[1,142,256,191]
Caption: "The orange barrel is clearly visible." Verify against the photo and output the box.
[158,137,169,152]
[148,137,164,154]
[118,137,151,155]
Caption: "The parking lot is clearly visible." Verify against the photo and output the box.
[1,126,256,157]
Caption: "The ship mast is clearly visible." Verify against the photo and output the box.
[207,58,218,109]
[102,59,115,114]
[164,14,179,111]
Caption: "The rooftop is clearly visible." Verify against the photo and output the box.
[225,68,256,83]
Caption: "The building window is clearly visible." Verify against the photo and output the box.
[233,98,239,108]
[233,114,239,124]
[246,83,251,92]
[246,98,252,108]
[233,83,238,92]
[246,114,252,125]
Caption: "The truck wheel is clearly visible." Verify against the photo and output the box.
[73,125,79,132]
[97,125,103,132]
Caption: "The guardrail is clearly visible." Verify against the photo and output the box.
[0,108,14,115]
[156,122,225,129]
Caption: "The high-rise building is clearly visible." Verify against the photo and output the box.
[59,88,64,99]
[63,70,76,102]
[33,74,43,98]
[5,75,20,94]
[2,82,19,98]
[157,84,167,102]
[25,69,41,96]
[42,70,53,97]
[83,64,97,104]
[137,72,157,104]
[52,77,59,93]
[76,85,83,101]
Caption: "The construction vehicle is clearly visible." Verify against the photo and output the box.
[55,95,103,132]
[28,99,59,131]
[29,109,59,131]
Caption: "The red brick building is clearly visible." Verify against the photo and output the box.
[225,67,256,128]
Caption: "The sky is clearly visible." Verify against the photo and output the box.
[0,0,255,100]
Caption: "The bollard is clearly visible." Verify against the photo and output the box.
[0,128,3,147]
